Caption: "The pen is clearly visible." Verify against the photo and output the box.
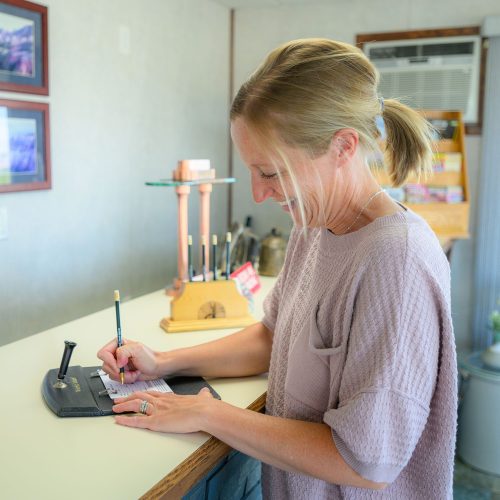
[114,290,125,384]
[225,232,231,280]
[188,234,193,282]
[212,234,217,280]
[201,235,207,282]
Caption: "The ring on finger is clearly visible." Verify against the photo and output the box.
[139,400,149,415]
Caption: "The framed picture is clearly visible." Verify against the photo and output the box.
[0,99,51,193]
[0,0,48,95]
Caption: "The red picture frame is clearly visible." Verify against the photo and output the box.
[0,99,51,193]
[0,0,48,95]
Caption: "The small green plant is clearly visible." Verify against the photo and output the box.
[491,299,500,344]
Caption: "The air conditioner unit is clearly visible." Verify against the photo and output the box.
[363,36,482,123]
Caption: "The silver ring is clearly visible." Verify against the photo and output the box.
[139,400,149,415]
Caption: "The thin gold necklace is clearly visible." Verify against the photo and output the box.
[342,188,386,234]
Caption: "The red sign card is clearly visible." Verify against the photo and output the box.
[230,262,261,294]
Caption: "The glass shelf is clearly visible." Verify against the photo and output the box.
[145,177,236,187]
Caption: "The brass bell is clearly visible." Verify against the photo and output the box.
[258,228,287,277]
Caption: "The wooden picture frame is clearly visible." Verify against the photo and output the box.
[356,26,486,135]
[0,0,48,95]
[0,99,51,193]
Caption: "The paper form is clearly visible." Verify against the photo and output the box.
[98,369,173,399]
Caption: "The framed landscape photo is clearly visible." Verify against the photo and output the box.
[0,99,51,193]
[0,0,48,95]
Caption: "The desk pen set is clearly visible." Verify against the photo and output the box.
[146,159,255,333]
[42,339,220,418]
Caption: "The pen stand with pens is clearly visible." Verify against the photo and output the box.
[147,159,255,333]
[42,341,221,417]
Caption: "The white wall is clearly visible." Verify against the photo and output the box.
[0,0,230,346]
[231,0,500,351]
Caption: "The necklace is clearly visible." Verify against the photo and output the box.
[342,188,386,234]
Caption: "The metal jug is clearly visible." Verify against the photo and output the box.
[258,228,287,277]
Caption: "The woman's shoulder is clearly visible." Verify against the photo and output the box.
[359,208,450,292]
[359,208,444,258]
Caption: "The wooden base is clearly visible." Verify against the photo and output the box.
[161,280,256,333]
[160,315,256,333]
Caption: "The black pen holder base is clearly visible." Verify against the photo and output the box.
[42,365,221,417]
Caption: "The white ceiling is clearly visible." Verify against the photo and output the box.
[211,0,332,9]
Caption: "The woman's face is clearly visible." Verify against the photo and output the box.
[231,118,341,228]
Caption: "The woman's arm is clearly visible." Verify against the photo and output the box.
[160,321,273,377]
[202,400,386,490]
[98,322,272,382]
[113,392,386,490]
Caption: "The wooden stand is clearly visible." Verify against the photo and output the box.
[161,280,255,333]
[146,160,242,331]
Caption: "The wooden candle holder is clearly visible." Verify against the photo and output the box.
[161,280,255,333]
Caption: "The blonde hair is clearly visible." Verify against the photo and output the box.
[231,38,434,190]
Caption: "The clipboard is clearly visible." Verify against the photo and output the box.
[42,365,221,417]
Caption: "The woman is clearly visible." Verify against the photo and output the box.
[98,39,457,498]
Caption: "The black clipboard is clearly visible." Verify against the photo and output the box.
[42,365,221,417]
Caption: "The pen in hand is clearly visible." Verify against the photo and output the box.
[114,290,125,385]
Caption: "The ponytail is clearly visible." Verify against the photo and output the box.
[382,99,434,187]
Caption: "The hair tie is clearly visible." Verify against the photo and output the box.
[375,97,386,139]
[375,114,386,140]
[379,96,384,112]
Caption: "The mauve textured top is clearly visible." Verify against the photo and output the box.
[261,208,457,499]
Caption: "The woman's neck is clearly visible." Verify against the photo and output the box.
[326,169,404,235]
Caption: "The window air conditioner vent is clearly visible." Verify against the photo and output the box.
[364,36,481,123]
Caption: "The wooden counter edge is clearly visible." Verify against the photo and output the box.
[140,392,267,500]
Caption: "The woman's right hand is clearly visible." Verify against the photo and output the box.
[97,338,162,383]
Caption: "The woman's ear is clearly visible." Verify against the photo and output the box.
[330,129,359,167]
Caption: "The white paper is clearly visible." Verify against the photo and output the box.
[98,369,173,400]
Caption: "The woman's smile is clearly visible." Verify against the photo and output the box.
[278,198,296,212]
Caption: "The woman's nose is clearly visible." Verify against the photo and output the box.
[251,176,275,204]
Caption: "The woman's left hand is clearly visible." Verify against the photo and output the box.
[112,387,215,433]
